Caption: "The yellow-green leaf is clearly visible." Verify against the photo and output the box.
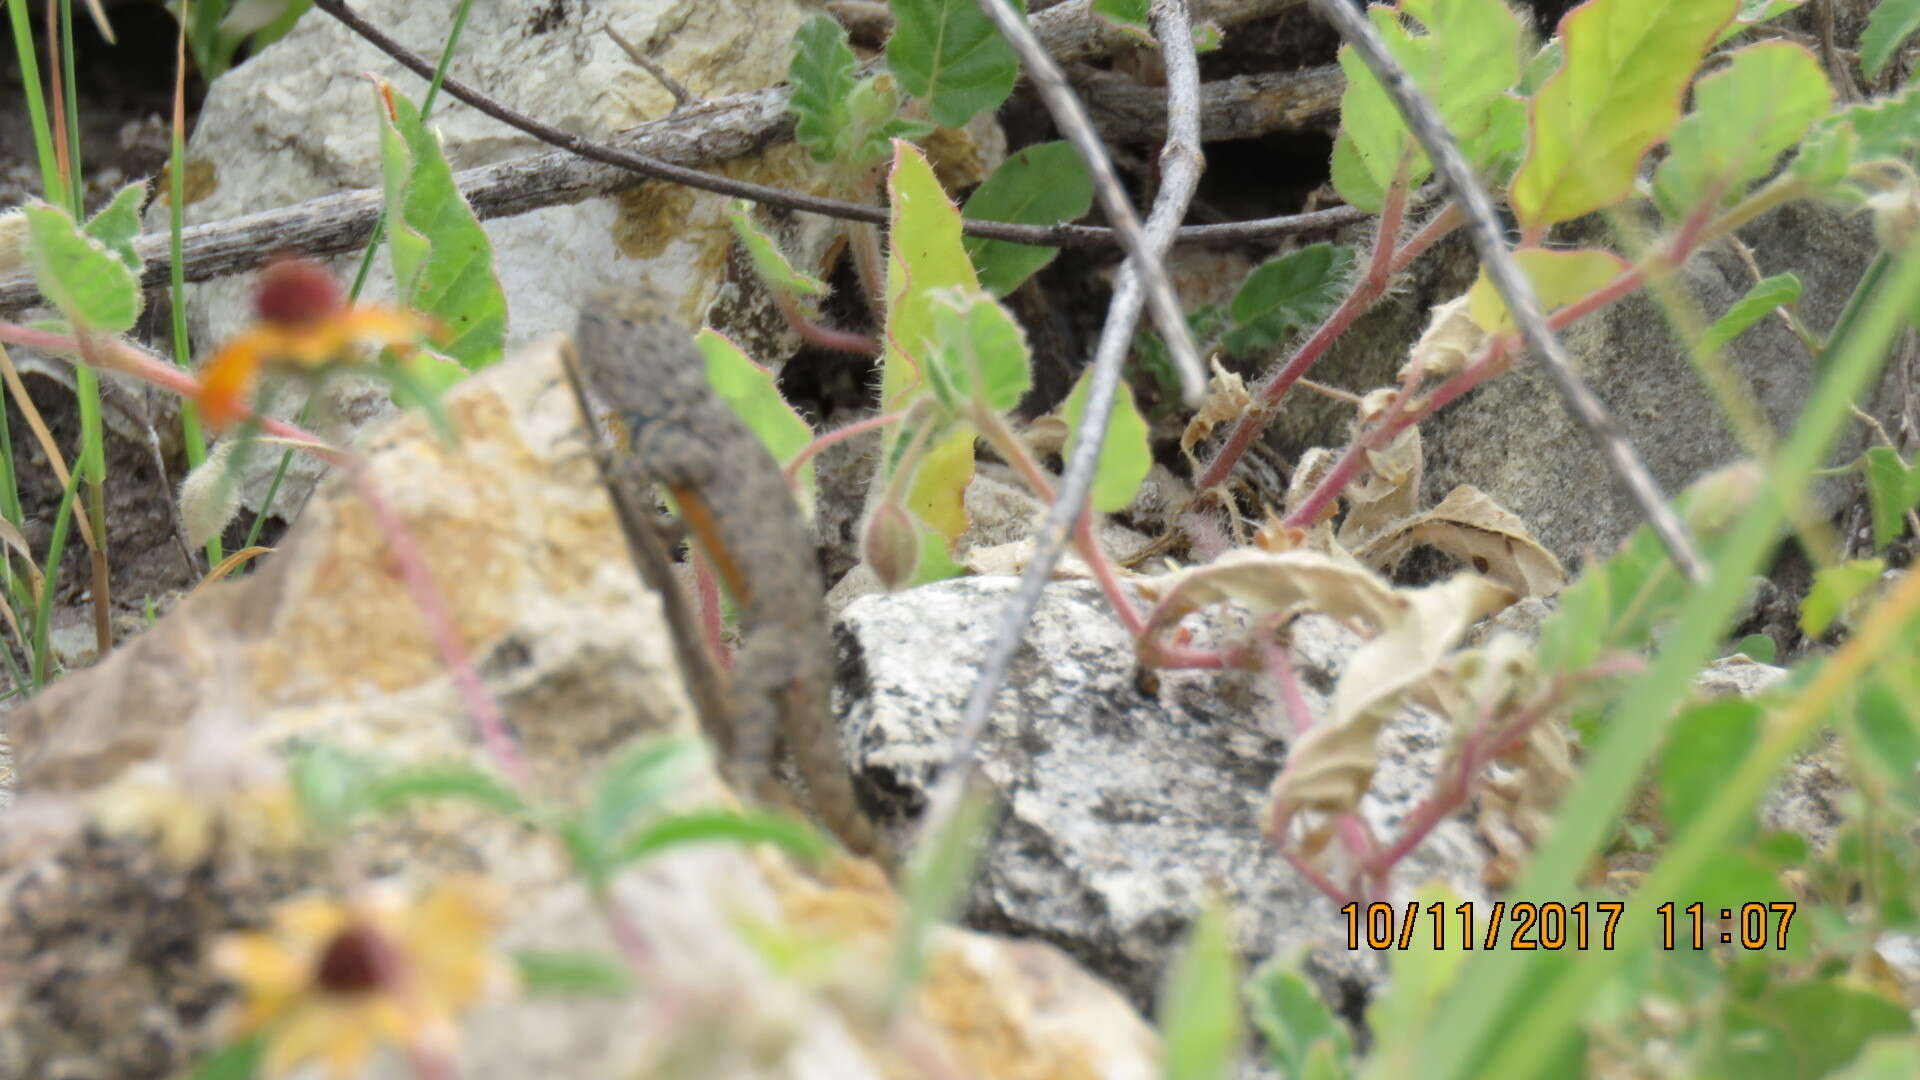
[1653,42,1831,220]
[726,201,828,300]
[695,329,817,517]
[1061,369,1151,513]
[1510,0,1736,229]
[1801,558,1884,637]
[374,79,507,372]
[883,140,982,542]
[23,200,142,332]
[1466,247,1628,333]
[925,287,1032,413]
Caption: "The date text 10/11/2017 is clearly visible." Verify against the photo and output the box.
[1340,899,1797,951]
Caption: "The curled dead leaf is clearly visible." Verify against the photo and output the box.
[1179,359,1253,470]
[1353,485,1566,598]
[1401,294,1483,382]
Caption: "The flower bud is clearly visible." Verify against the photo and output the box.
[863,500,921,591]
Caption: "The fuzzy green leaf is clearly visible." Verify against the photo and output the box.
[886,0,1024,127]
[1332,0,1523,211]
[1158,897,1241,1080]
[695,328,819,515]
[925,287,1033,413]
[1703,273,1802,353]
[883,140,983,544]
[727,202,828,300]
[962,141,1094,296]
[1731,632,1777,663]
[1715,980,1914,1078]
[23,201,142,332]
[1801,557,1884,636]
[790,14,860,163]
[1091,0,1151,42]
[1861,0,1920,79]
[1061,368,1150,513]
[83,181,145,272]
[1658,699,1761,835]
[1511,0,1737,228]
[1224,243,1351,355]
[1654,42,1831,220]
[374,80,506,373]
[1862,446,1919,549]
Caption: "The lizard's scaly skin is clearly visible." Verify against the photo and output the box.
[566,289,876,856]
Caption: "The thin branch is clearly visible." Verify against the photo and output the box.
[969,0,1207,406]
[915,0,1209,853]
[0,59,1368,314]
[604,24,697,112]
[1304,0,1706,582]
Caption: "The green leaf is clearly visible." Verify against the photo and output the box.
[512,949,635,996]
[1715,980,1913,1079]
[1824,86,1920,166]
[1654,42,1831,221]
[1658,699,1761,835]
[1467,247,1628,333]
[183,1037,265,1080]
[373,79,506,372]
[1158,896,1241,1080]
[1090,0,1151,43]
[23,201,142,332]
[1703,273,1802,354]
[1510,0,1737,228]
[1060,368,1150,513]
[695,328,818,515]
[961,141,1094,296]
[363,762,527,817]
[1861,446,1917,548]
[1861,0,1920,80]
[612,808,828,866]
[886,0,1025,128]
[1331,0,1524,211]
[883,140,983,544]
[83,181,145,273]
[1223,243,1352,355]
[846,75,937,162]
[1248,961,1353,1079]
[1715,0,1808,45]
[582,735,699,855]
[1851,680,1920,805]
[924,287,1033,414]
[1731,632,1777,663]
[790,14,860,163]
[1800,557,1884,636]
[726,202,828,300]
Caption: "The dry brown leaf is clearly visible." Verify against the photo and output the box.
[1271,572,1517,820]
[1354,484,1566,598]
[1401,294,1484,382]
[1179,359,1253,470]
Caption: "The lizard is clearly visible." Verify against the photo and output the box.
[559,287,878,858]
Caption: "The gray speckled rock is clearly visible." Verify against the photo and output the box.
[835,576,1489,1011]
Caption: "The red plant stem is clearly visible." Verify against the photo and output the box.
[348,459,529,787]
[974,405,1148,637]
[1194,176,1412,494]
[1278,844,1353,907]
[784,409,904,486]
[594,887,654,970]
[771,288,880,357]
[691,547,729,671]
[1262,639,1318,737]
[1389,200,1464,276]
[44,0,72,203]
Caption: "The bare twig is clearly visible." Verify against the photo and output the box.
[0,53,1367,314]
[1076,63,1341,142]
[1304,0,1705,582]
[604,24,697,112]
[970,0,1207,406]
[915,0,1209,852]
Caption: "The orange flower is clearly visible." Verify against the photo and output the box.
[212,880,509,1078]
[195,255,433,429]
